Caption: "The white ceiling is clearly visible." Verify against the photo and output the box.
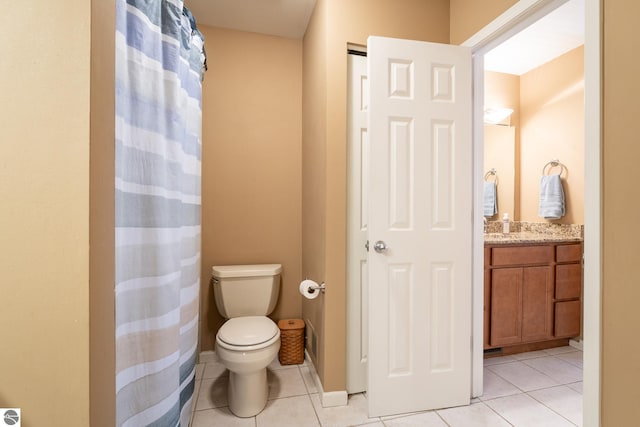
[185,0,316,39]
[184,0,584,75]
[484,0,585,75]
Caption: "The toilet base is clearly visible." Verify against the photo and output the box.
[227,368,268,417]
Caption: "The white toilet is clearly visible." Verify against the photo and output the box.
[212,264,282,417]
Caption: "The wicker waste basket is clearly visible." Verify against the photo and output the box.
[277,319,305,365]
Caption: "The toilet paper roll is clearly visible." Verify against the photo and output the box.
[299,279,320,299]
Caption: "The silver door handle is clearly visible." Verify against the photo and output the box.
[373,240,388,253]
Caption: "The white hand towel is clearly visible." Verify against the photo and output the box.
[538,174,565,219]
[483,181,497,217]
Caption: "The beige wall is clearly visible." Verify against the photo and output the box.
[450,0,518,44]
[520,46,584,224]
[0,1,91,425]
[485,71,521,219]
[199,26,303,351]
[301,0,328,373]
[302,0,450,392]
[90,0,116,425]
[602,1,640,424]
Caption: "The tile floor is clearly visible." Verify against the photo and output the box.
[190,345,583,427]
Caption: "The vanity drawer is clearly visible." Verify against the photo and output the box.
[556,243,582,263]
[555,264,582,299]
[491,245,554,266]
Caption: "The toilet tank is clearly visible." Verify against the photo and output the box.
[211,264,282,318]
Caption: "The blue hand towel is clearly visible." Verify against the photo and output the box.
[483,181,498,217]
[538,174,565,219]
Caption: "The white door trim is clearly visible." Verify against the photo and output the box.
[462,0,570,54]
[462,0,601,425]
[581,1,602,425]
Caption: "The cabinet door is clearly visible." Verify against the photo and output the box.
[490,268,522,346]
[555,300,581,337]
[484,268,490,349]
[521,266,554,342]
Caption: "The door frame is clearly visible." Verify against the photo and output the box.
[462,0,601,424]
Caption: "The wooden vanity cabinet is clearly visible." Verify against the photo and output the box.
[483,248,491,348]
[488,247,554,347]
[554,244,583,338]
[484,242,583,351]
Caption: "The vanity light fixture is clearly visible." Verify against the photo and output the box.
[484,107,514,125]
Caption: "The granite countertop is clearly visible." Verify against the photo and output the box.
[484,221,583,245]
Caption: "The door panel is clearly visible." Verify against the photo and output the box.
[367,36,472,417]
[389,118,413,228]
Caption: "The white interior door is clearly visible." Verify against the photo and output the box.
[347,52,369,394]
[367,36,473,417]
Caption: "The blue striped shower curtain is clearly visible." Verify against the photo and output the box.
[115,0,206,425]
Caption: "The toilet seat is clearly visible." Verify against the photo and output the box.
[217,316,280,351]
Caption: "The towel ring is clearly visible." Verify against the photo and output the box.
[484,168,498,183]
[542,159,566,176]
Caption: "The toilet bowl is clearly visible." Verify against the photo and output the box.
[211,264,282,417]
[215,316,280,417]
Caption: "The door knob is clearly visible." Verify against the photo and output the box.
[373,240,388,253]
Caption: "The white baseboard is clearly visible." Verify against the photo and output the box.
[305,350,348,407]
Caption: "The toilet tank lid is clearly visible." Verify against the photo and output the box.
[212,264,282,278]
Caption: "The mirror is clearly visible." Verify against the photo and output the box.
[484,124,516,220]
[484,70,519,220]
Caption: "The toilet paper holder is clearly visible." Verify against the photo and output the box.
[299,279,325,300]
[306,280,326,294]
